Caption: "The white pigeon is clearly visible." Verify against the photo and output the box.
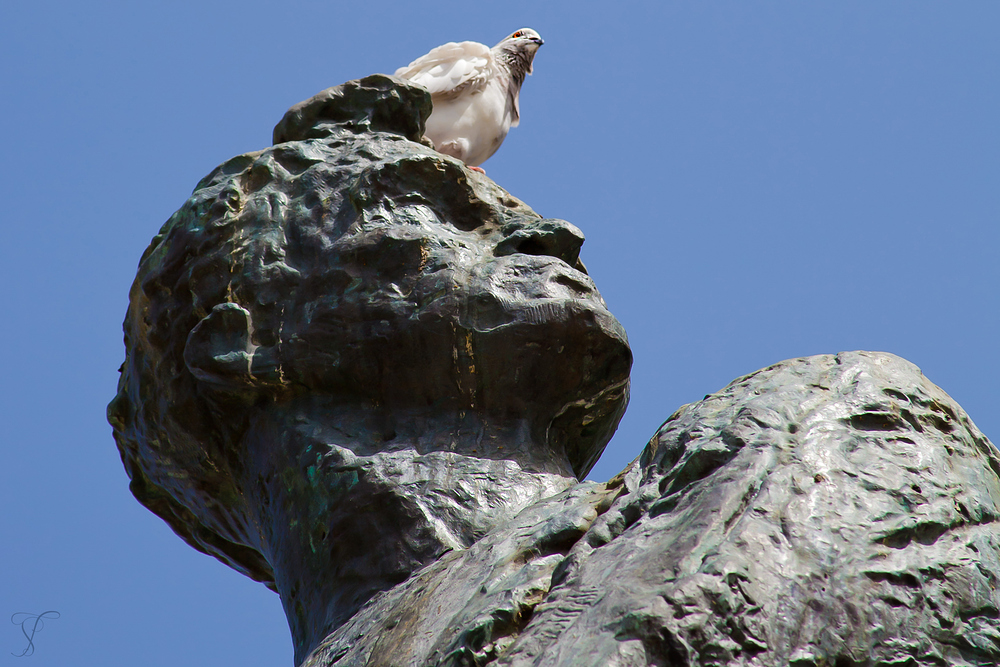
[395,28,544,170]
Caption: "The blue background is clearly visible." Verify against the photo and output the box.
[2,2,997,665]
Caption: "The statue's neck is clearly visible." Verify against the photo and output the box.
[238,397,577,664]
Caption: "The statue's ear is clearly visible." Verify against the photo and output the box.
[184,303,280,390]
[184,302,254,385]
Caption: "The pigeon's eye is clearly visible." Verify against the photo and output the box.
[512,31,522,38]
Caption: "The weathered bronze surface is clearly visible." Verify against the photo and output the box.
[111,76,1000,666]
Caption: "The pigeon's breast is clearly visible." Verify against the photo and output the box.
[424,78,513,167]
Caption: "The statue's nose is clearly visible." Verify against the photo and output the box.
[493,218,587,273]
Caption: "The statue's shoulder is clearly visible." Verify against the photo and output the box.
[308,351,1000,666]
[302,480,612,666]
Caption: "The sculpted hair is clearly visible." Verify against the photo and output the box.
[108,149,306,587]
[108,78,506,584]
[108,76,631,586]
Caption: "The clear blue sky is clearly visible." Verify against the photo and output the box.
[2,2,997,665]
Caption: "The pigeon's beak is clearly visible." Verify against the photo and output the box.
[532,36,544,46]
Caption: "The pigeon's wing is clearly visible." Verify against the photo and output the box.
[508,85,520,128]
[395,41,495,101]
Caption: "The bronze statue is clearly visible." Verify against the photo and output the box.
[111,76,1000,667]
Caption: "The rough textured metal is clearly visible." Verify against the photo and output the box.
[111,76,1000,666]
[109,75,630,663]
[300,351,1000,667]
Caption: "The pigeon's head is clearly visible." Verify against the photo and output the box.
[503,28,544,46]
[495,28,544,74]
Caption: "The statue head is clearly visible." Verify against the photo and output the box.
[108,76,631,598]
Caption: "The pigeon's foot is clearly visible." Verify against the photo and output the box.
[469,166,485,173]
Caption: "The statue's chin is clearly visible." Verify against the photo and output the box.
[463,292,632,479]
